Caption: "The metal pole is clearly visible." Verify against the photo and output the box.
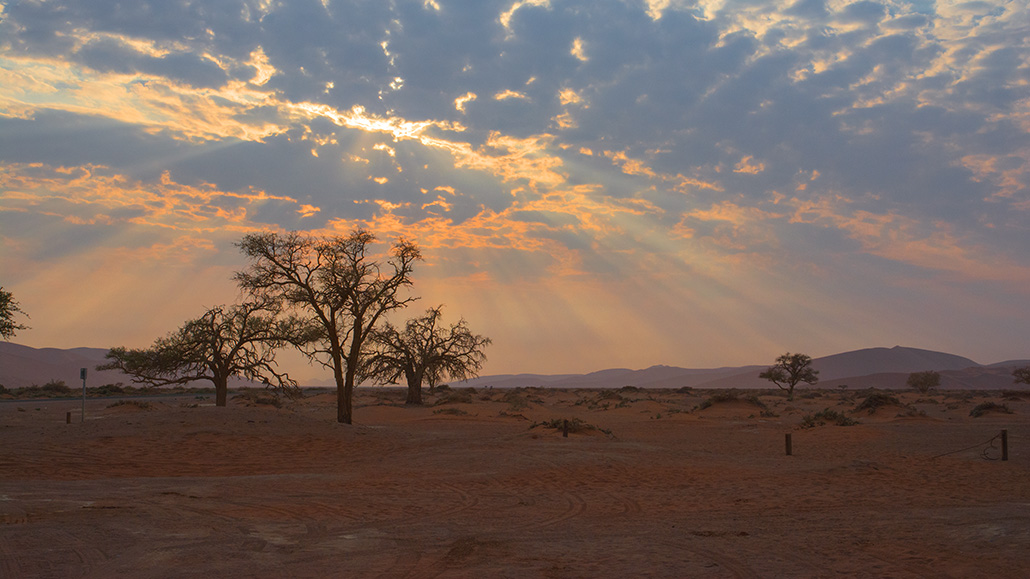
[80,367,87,423]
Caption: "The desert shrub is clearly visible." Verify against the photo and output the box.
[530,417,612,437]
[93,384,126,396]
[969,402,1013,418]
[107,400,152,410]
[595,390,625,401]
[502,390,530,411]
[1001,390,1024,401]
[675,386,693,394]
[42,380,71,394]
[854,392,901,414]
[433,407,469,416]
[799,391,823,399]
[907,371,940,394]
[697,391,766,410]
[233,389,283,407]
[434,388,474,405]
[619,386,641,393]
[13,380,74,398]
[800,408,860,428]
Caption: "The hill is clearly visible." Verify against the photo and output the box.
[3,342,1027,392]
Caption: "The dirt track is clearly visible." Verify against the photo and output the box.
[2,388,1028,577]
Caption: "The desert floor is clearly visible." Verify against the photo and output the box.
[2,386,1029,578]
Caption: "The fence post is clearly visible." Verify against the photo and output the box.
[563,419,569,438]
[66,411,72,424]
[785,433,792,456]
[1001,429,1008,462]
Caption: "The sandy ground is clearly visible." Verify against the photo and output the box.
[2,386,1029,578]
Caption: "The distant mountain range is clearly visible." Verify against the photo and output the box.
[1,343,1027,391]
[459,346,1029,391]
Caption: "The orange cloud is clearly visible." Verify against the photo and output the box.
[733,155,765,174]
[0,162,306,235]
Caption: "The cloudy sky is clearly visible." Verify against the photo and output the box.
[1,0,1028,380]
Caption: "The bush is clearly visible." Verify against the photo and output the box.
[530,417,613,437]
[94,384,126,396]
[969,402,1013,418]
[907,371,940,394]
[434,388,474,405]
[232,389,283,407]
[595,390,625,401]
[433,407,470,416]
[502,390,531,411]
[41,380,72,394]
[854,392,901,414]
[800,408,860,428]
[107,400,152,410]
[697,391,766,410]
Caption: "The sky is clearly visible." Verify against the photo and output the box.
[1,0,1028,381]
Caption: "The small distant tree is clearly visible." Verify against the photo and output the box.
[362,306,491,405]
[907,370,940,394]
[99,300,312,406]
[1014,367,1030,386]
[759,352,819,401]
[0,286,29,340]
[235,230,421,424]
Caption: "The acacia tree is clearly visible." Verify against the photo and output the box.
[362,306,491,405]
[907,370,941,394]
[759,352,819,401]
[235,230,421,424]
[98,300,310,406]
[1014,367,1030,386]
[0,286,29,340]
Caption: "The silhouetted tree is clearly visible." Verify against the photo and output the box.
[907,370,940,394]
[1014,367,1030,386]
[362,306,491,405]
[759,352,819,401]
[0,286,29,340]
[99,300,311,406]
[235,230,421,424]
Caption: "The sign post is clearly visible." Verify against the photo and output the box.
[80,367,87,423]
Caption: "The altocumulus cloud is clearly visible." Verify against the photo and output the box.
[1,0,1028,375]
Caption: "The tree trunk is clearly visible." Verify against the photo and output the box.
[214,375,228,407]
[405,367,423,406]
[340,337,363,425]
[335,358,350,424]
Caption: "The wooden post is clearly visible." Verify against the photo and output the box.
[66,411,72,424]
[563,419,569,438]
[785,433,792,456]
[1001,429,1008,462]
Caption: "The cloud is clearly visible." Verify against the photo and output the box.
[2,0,1029,372]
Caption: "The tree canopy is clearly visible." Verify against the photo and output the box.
[363,306,491,405]
[759,352,819,400]
[99,300,311,406]
[1014,367,1030,386]
[907,370,941,394]
[235,230,421,424]
[0,286,29,340]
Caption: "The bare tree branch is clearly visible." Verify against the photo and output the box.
[235,230,421,423]
[363,306,490,405]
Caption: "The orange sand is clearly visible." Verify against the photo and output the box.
[2,387,1028,578]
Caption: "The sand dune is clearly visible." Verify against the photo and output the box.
[2,386,1028,577]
